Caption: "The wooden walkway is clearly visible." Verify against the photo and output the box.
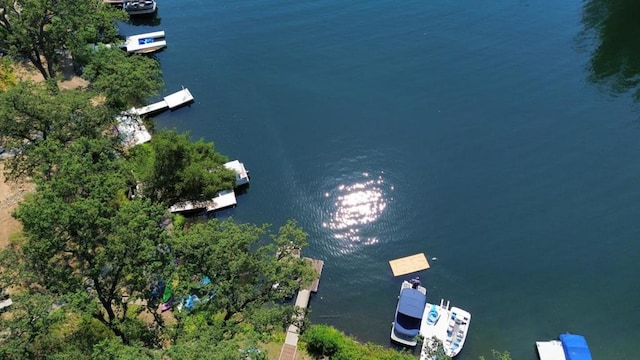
[278,257,324,360]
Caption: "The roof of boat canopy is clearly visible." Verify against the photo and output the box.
[397,288,427,319]
[560,334,593,360]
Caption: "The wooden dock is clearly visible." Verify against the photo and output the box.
[278,257,324,360]
[132,88,194,116]
[169,190,237,214]
[304,258,324,292]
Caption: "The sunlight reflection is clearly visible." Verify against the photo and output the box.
[322,173,390,250]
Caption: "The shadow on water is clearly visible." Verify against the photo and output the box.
[128,13,162,26]
[582,0,640,100]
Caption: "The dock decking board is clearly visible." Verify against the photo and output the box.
[304,258,324,292]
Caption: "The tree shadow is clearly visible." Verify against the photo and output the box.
[582,0,640,100]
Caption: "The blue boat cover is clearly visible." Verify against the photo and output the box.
[397,288,427,319]
[560,334,593,360]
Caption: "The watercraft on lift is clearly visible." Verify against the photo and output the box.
[122,31,166,54]
[391,279,427,347]
[536,333,592,360]
[123,0,157,15]
[419,299,471,359]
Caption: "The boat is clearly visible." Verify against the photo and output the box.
[123,0,157,15]
[419,299,471,359]
[122,31,166,54]
[536,333,592,360]
[391,279,427,347]
[443,306,471,357]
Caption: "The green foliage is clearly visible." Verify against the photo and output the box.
[0,0,125,80]
[301,324,341,357]
[91,338,158,360]
[10,138,171,344]
[301,324,416,360]
[127,129,236,206]
[0,81,115,181]
[0,57,16,91]
[82,47,163,109]
[0,291,67,359]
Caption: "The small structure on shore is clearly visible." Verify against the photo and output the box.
[0,289,12,312]
[116,112,151,149]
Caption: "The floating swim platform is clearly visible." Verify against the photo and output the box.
[389,253,430,276]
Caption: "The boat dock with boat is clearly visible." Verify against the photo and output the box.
[536,333,592,360]
[130,87,194,116]
[419,299,471,359]
[123,31,166,54]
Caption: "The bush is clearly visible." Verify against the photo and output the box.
[301,325,341,357]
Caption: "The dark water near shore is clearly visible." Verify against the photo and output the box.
[122,1,640,358]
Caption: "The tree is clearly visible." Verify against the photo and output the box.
[82,47,163,109]
[12,137,172,344]
[0,291,66,359]
[127,129,236,206]
[0,81,116,181]
[0,0,124,80]
[169,219,316,324]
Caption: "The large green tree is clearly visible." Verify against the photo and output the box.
[170,219,316,325]
[11,137,171,344]
[82,47,163,109]
[0,80,115,180]
[127,129,237,206]
[0,0,124,80]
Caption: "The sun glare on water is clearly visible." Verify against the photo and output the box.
[322,172,390,252]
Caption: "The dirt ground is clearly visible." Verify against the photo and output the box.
[1,57,87,249]
[0,162,33,248]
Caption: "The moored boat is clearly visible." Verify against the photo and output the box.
[536,333,592,360]
[419,299,471,359]
[122,31,166,54]
[391,279,427,347]
[123,0,157,15]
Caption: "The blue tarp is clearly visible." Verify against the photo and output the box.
[560,334,593,360]
[397,288,427,319]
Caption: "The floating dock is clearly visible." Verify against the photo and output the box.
[224,160,250,186]
[536,340,566,360]
[389,253,431,276]
[169,190,237,214]
[116,113,151,149]
[131,87,194,116]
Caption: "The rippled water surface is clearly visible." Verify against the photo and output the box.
[122,0,640,358]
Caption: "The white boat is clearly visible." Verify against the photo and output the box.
[419,299,471,359]
[122,31,166,54]
[123,0,157,15]
[391,280,427,347]
[536,333,592,360]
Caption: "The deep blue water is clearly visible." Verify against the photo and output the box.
[122,1,640,358]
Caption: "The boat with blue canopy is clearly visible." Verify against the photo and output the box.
[391,279,427,346]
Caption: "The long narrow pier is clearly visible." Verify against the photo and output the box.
[278,257,324,360]
[131,87,194,116]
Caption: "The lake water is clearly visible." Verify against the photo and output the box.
[121,1,640,358]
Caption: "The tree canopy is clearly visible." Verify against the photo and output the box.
[82,47,163,109]
[0,0,124,80]
[0,80,115,180]
[127,129,237,206]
